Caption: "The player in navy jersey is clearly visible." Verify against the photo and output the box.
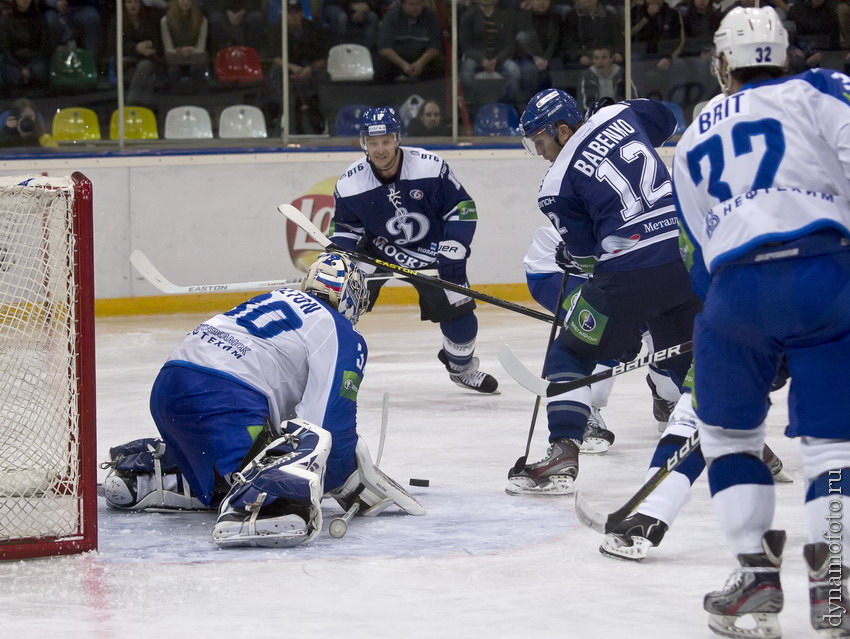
[330,106,498,394]
[507,90,702,517]
[672,8,850,637]
[101,253,424,548]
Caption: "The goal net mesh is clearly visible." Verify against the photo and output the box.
[0,176,83,543]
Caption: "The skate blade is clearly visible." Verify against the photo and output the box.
[707,612,781,639]
[580,437,611,455]
[212,516,308,548]
[505,475,575,496]
[598,535,652,562]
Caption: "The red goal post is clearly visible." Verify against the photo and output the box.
[0,172,97,560]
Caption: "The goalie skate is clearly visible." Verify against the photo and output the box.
[599,513,668,562]
[705,530,785,639]
[580,407,615,455]
[505,438,579,495]
[212,509,310,548]
[437,349,499,394]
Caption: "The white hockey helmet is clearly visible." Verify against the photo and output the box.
[301,252,369,324]
[713,7,788,93]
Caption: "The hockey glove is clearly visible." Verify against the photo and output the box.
[584,96,616,120]
[554,242,584,276]
[437,240,469,285]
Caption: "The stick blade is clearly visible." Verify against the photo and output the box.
[277,203,332,249]
[574,490,608,534]
[129,249,177,294]
[498,345,548,397]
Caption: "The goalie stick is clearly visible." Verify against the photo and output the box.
[278,203,557,325]
[130,249,435,295]
[498,341,693,397]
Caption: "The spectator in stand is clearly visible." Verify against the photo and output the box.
[576,45,635,110]
[265,0,331,134]
[0,0,51,93]
[560,0,623,68]
[0,99,57,148]
[322,0,379,49]
[376,0,443,83]
[459,0,521,109]
[207,0,265,56]
[108,0,164,106]
[160,0,209,93]
[672,0,722,104]
[44,0,104,69]
[788,0,840,52]
[515,0,562,101]
[839,0,850,50]
[406,99,451,136]
[631,0,685,100]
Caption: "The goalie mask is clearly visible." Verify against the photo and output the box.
[713,7,788,94]
[301,252,369,324]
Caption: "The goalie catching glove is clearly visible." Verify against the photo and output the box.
[329,437,425,517]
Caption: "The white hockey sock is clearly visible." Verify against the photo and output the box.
[712,483,775,555]
[806,493,850,549]
[589,365,615,410]
[638,470,692,527]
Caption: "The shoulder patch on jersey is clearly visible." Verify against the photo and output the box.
[457,200,477,221]
[340,370,362,401]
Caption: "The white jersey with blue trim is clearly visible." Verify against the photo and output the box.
[537,100,681,272]
[332,146,475,270]
[672,69,850,274]
[166,287,367,433]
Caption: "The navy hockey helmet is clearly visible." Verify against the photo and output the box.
[359,107,402,151]
[301,252,370,324]
[519,89,583,155]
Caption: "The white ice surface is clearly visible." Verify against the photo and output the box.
[0,305,813,639]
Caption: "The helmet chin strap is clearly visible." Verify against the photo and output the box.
[713,53,733,95]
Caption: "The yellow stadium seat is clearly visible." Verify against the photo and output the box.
[110,107,159,140]
[52,107,102,141]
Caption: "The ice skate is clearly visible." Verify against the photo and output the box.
[505,438,579,495]
[646,374,675,432]
[704,529,785,639]
[804,542,850,637]
[599,512,668,562]
[762,445,792,483]
[212,499,312,548]
[580,407,615,454]
[438,349,499,394]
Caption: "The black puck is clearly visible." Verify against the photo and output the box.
[409,478,430,487]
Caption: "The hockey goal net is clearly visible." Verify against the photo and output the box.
[0,173,96,560]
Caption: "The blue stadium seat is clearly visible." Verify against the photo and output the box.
[334,104,371,137]
[473,103,520,136]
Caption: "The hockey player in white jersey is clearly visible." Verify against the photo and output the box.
[672,7,850,637]
[101,252,424,548]
[330,106,498,394]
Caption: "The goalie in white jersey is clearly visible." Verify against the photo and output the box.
[102,253,424,548]
[672,7,850,638]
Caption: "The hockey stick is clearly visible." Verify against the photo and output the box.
[575,429,701,534]
[376,392,390,467]
[499,341,693,398]
[130,249,436,295]
[329,502,360,539]
[512,272,571,474]
[277,203,557,325]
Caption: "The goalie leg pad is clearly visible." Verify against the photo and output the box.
[212,419,331,548]
[101,438,208,511]
[330,437,425,517]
